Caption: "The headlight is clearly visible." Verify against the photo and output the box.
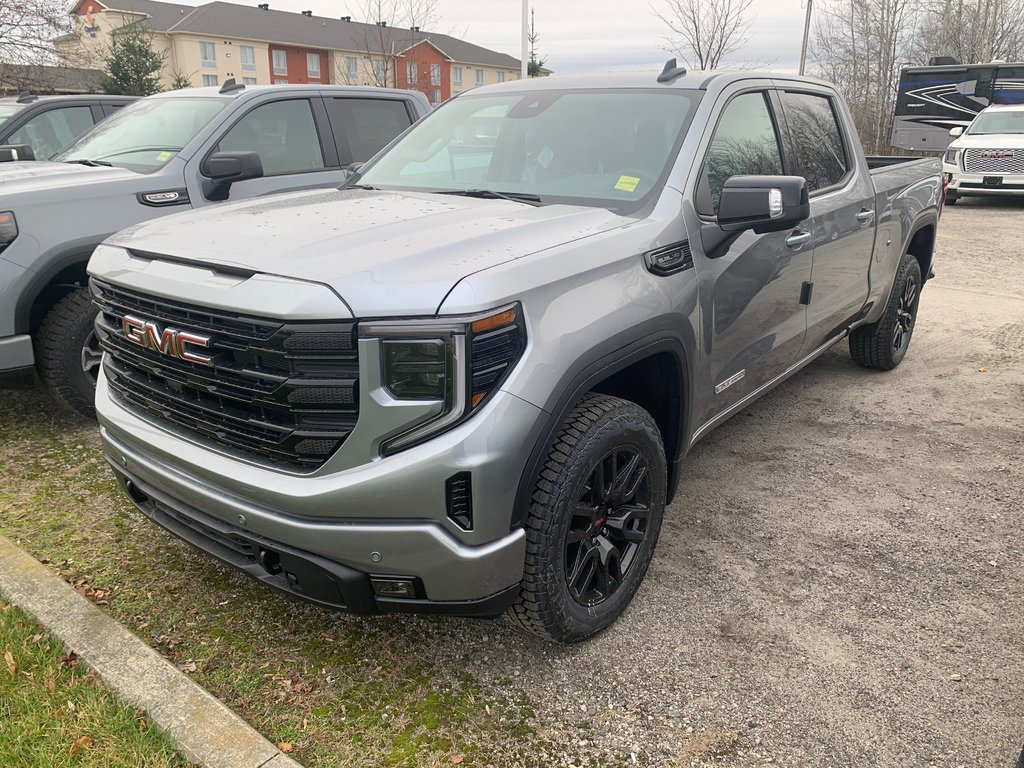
[0,211,17,253]
[944,149,959,166]
[362,303,526,454]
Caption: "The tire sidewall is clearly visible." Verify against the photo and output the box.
[889,254,922,367]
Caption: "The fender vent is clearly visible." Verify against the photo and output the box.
[445,472,473,531]
[644,241,693,276]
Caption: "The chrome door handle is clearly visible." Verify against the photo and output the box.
[856,209,875,223]
[785,231,812,248]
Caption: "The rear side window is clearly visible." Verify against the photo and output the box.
[8,106,94,159]
[780,92,849,193]
[326,98,412,164]
[218,99,325,176]
[696,91,783,216]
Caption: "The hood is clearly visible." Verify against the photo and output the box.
[108,188,630,317]
[951,133,1024,150]
[0,160,137,195]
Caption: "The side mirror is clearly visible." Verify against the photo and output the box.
[0,144,36,163]
[949,126,964,137]
[718,175,810,234]
[201,150,264,201]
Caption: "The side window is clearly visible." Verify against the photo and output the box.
[326,98,412,164]
[696,92,783,216]
[8,106,95,159]
[217,99,325,175]
[780,92,849,193]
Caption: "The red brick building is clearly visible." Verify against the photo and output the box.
[395,40,451,105]
[267,46,330,85]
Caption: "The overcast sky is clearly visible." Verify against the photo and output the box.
[181,0,812,73]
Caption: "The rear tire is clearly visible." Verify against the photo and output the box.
[849,251,922,371]
[36,287,101,418]
[945,194,958,205]
[510,393,666,643]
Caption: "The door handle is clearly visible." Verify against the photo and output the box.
[856,208,875,223]
[785,231,812,248]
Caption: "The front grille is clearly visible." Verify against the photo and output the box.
[963,148,1024,174]
[92,278,359,471]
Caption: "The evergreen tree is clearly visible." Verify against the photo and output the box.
[101,22,165,96]
[527,8,546,77]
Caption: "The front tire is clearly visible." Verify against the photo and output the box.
[849,251,922,371]
[510,393,666,643]
[36,287,102,418]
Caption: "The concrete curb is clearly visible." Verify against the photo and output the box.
[0,534,303,768]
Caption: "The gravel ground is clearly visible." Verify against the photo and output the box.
[2,197,1022,767]
[498,195,1024,767]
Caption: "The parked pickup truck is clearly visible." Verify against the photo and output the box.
[0,92,136,161]
[943,104,1024,204]
[0,82,430,415]
[89,66,942,643]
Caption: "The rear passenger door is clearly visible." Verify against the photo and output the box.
[187,95,344,206]
[776,89,875,352]
[690,88,814,431]
[322,96,417,165]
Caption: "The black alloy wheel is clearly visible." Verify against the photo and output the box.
[565,447,652,607]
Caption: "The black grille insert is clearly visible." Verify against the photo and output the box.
[92,278,359,471]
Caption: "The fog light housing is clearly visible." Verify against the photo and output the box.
[371,578,419,598]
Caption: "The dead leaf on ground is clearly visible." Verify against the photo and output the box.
[277,741,294,753]
[178,660,197,673]
[452,756,464,765]
[59,650,79,667]
[4,649,15,676]
[31,633,43,644]
[69,735,93,757]
[45,675,57,693]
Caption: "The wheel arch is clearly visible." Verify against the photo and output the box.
[511,334,692,532]
[15,243,104,336]
[904,213,937,284]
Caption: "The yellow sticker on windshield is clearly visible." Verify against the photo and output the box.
[156,151,172,161]
[615,175,640,192]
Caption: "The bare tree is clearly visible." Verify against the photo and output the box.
[0,0,70,65]
[914,0,1024,63]
[342,0,441,87]
[652,0,755,70]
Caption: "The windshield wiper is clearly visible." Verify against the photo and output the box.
[64,159,113,167]
[439,189,543,206]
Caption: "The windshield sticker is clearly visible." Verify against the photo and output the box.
[156,151,173,162]
[615,175,640,192]
[537,145,554,168]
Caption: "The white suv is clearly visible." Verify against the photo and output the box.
[944,104,1024,204]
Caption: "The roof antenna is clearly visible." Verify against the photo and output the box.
[657,58,687,83]
[219,78,245,94]
[16,91,38,104]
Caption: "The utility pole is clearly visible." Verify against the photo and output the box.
[799,0,813,75]
[521,0,528,80]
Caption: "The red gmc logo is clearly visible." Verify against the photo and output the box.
[122,314,213,366]
[980,150,1014,159]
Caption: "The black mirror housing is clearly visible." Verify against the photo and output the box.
[0,144,36,163]
[718,175,809,234]
[202,151,263,201]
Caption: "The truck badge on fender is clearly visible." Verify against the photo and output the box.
[122,315,213,366]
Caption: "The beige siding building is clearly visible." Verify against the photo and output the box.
[55,0,539,101]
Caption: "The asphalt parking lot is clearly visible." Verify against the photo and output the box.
[1,196,1021,768]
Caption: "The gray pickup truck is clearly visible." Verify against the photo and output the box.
[0,82,430,415]
[0,93,136,161]
[89,66,942,643]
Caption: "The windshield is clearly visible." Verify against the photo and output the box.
[55,96,229,170]
[968,110,1024,135]
[358,88,700,210]
[0,104,24,127]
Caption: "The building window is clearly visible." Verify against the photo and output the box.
[275,79,288,85]
[200,41,216,68]
[475,68,484,85]
[242,76,257,85]
[374,58,386,83]
[431,88,440,104]
[346,56,358,81]
[306,52,321,79]
[202,74,218,87]
[452,66,462,86]
[240,45,256,72]
[272,49,287,76]
[497,71,505,83]
[430,63,440,86]
[406,61,417,84]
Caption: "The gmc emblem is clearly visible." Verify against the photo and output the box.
[980,150,1014,159]
[122,314,213,366]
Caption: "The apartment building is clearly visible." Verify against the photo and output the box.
[55,0,531,103]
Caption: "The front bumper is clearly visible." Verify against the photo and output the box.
[97,370,545,610]
[944,164,1024,196]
